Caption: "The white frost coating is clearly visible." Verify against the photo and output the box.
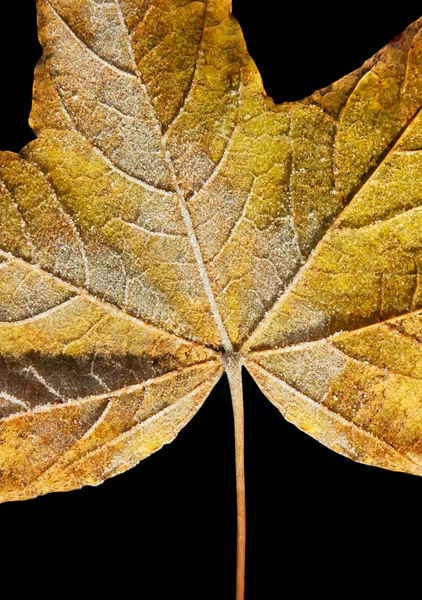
[0,180,38,261]
[113,0,137,66]
[252,342,348,403]
[25,366,66,401]
[0,296,79,326]
[48,0,136,80]
[121,219,187,239]
[0,392,30,411]
[42,174,91,287]
[91,145,176,195]
[208,178,256,265]
[50,81,175,196]
[45,0,174,189]
[64,397,113,445]
[0,259,12,270]
[90,356,111,392]
[25,398,115,488]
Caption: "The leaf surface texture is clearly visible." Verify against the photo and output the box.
[2,1,422,501]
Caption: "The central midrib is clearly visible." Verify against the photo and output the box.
[114,0,233,352]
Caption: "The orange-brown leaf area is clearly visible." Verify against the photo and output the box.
[1,1,422,506]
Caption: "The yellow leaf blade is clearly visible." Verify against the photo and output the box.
[248,20,422,351]
[247,339,422,475]
[2,3,422,576]
[0,361,222,502]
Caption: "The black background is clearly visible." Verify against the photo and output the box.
[1,3,422,598]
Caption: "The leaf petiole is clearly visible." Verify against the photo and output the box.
[225,352,246,600]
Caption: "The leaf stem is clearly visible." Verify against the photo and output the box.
[225,353,246,600]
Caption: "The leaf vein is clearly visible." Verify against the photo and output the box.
[164,0,208,133]
[46,0,137,80]
[0,250,217,352]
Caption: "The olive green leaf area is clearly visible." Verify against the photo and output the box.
[1,1,422,503]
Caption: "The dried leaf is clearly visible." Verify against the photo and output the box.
[1,2,422,596]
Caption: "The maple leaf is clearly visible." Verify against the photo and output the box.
[1,1,422,597]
